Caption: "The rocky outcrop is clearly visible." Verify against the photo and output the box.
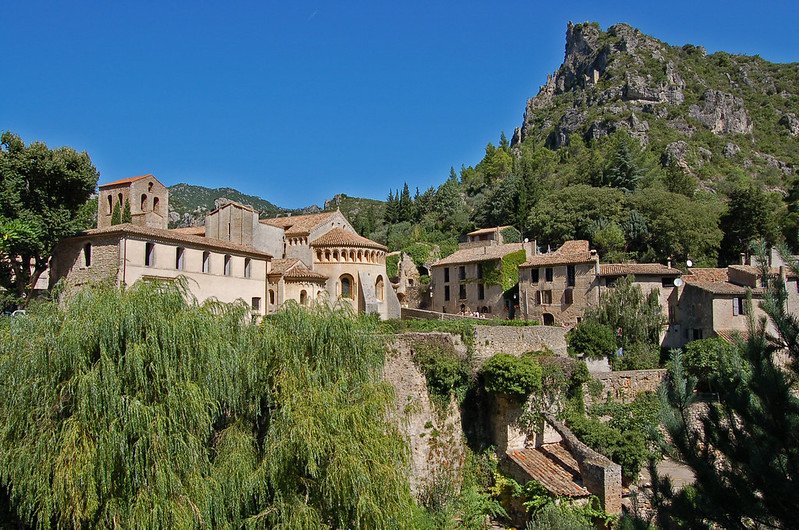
[688,89,753,135]
[780,113,799,136]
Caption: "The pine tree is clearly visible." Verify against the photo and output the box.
[110,202,121,225]
[654,244,799,529]
[398,182,413,222]
[383,189,398,224]
[121,199,132,223]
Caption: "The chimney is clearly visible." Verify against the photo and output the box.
[740,252,746,265]
[667,258,671,269]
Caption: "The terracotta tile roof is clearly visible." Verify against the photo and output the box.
[507,445,589,497]
[521,240,595,268]
[433,243,525,267]
[210,201,257,215]
[728,264,760,275]
[171,226,206,236]
[684,268,729,283]
[686,281,763,296]
[99,175,152,188]
[75,223,272,258]
[716,329,751,344]
[261,211,338,235]
[311,227,387,250]
[468,226,511,236]
[268,258,327,281]
[600,263,681,277]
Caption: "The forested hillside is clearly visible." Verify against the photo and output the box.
[170,22,798,268]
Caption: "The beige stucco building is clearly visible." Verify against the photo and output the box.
[52,175,400,319]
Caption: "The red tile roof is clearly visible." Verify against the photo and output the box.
[521,240,595,267]
[99,175,153,188]
[73,223,272,258]
[311,227,386,250]
[433,243,525,267]
[171,226,206,236]
[261,211,338,235]
[600,263,681,277]
[468,226,512,236]
[507,445,589,497]
[268,258,327,281]
[715,329,751,344]
[686,281,763,296]
[684,268,729,283]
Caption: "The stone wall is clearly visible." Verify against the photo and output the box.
[584,369,668,406]
[383,334,467,494]
[544,413,622,514]
[50,235,122,289]
[472,326,569,366]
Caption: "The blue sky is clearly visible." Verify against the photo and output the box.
[2,1,797,208]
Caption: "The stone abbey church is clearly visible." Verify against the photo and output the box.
[51,175,401,318]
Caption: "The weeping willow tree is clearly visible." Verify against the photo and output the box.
[0,280,415,529]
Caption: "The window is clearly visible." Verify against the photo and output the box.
[662,277,675,287]
[175,247,184,270]
[224,255,231,276]
[459,284,466,299]
[300,290,308,306]
[545,267,553,282]
[564,288,573,305]
[541,290,552,305]
[444,268,450,283]
[375,276,384,301]
[444,285,450,301]
[478,283,484,300]
[83,243,91,267]
[141,194,148,211]
[531,268,539,284]
[269,289,275,305]
[692,329,704,341]
[251,297,261,311]
[153,197,160,214]
[145,242,155,267]
[459,266,466,281]
[244,258,251,278]
[477,263,483,279]
[535,291,541,305]
[202,251,210,273]
[340,275,354,299]
[733,297,747,316]
[107,195,113,215]
[566,265,576,287]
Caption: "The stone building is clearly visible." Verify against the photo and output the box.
[52,175,400,319]
[430,228,533,317]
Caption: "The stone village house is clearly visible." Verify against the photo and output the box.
[51,175,401,319]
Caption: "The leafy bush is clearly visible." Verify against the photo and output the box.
[386,253,400,278]
[567,320,616,358]
[413,343,469,405]
[482,353,542,401]
[611,341,660,370]
[568,414,649,484]
[681,336,735,389]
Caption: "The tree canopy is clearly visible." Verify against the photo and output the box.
[0,132,98,308]
[0,282,415,528]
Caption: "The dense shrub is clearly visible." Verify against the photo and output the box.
[413,343,469,403]
[681,336,736,389]
[482,353,542,401]
[567,321,616,358]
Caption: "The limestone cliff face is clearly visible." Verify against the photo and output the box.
[512,22,797,180]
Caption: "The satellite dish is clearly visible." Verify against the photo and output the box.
[524,238,529,243]
[686,259,693,268]
[674,278,684,287]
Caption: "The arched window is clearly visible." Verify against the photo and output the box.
[145,242,155,267]
[118,193,123,209]
[375,276,384,302]
[543,313,555,326]
[141,194,148,211]
[223,255,231,276]
[148,182,154,192]
[153,197,160,214]
[175,247,185,270]
[202,251,211,273]
[244,258,251,278]
[340,275,354,299]
[300,290,308,306]
[107,195,113,215]
[333,250,339,261]
[269,289,275,305]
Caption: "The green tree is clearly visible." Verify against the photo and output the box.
[384,189,398,224]
[653,249,799,529]
[121,199,132,223]
[0,132,99,307]
[567,321,617,359]
[110,202,121,225]
[719,185,780,265]
[482,353,543,401]
[0,282,416,528]
[398,182,413,222]
[605,134,643,192]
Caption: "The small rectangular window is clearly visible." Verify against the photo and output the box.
[459,266,466,281]
[444,285,450,301]
[531,268,539,284]
[444,268,450,283]
[662,277,675,287]
[224,255,231,276]
[564,288,573,305]
[176,247,184,270]
[202,251,210,273]
[244,257,251,278]
[478,283,484,300]
[545,267,553,282]
[251,297,261,311]
[566,265,576,287]
[459,284,466,300]
[733,297,746,316]
[542,290,552,305]
[83,243,92,267]
[145,242,155,267]
[476,263,483,280]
